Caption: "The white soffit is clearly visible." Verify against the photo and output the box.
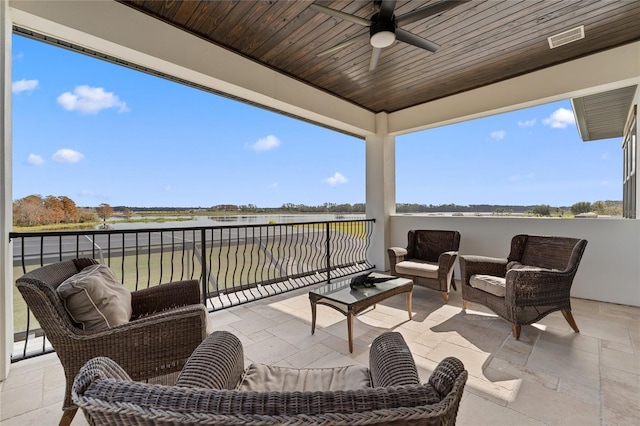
[572,85,638,142]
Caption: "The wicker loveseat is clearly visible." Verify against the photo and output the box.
[15,258,208,426]
[73,331,468,425]
[388,229,461,302]
[459,234,588,339]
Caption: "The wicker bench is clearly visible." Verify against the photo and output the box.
[73,330,467,425]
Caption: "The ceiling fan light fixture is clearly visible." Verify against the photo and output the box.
[370,17,397,48]
[371,30,395,48]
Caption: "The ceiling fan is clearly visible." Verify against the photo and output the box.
[310,0,470,71]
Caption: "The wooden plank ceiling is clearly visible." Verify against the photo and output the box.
[119,0,640,114]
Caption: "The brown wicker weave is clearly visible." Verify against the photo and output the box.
[72,331,468,425]
[388,230,461,302]
[459,234,588,339]
[15,258,208,426]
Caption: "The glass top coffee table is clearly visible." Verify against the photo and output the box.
[308,272,413,353]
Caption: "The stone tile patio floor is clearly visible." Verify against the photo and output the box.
[2,283,639,425]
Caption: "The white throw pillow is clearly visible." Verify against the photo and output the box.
[57,264,132,331]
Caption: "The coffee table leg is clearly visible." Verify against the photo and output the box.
[407,291,413,320]
[310,300,317,335]
[347,311,354,353]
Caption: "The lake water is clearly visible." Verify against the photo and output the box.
[101,214,366,230]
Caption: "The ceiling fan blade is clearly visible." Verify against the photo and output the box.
[396,0,470,27]
[396,29,440,52]
[316,32,370,57]
[378,0,397,20]
[369,47,382,71]
[309,4,371,26]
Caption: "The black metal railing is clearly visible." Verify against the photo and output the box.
[9,219,375,361]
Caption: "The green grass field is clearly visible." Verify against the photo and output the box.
[12,244,282,334]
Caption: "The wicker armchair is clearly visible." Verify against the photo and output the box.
[73,331,468,425]
[388,230,461,302]
[459,234,588,339]
[15,258,208,426]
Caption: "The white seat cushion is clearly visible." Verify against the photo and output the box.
[469,274,506,297]
[395,260,439,279]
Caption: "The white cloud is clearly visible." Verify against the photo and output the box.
[490,130,505,140]
[543,108,575,129]
[518,119,536,127]
[269,182,279,189]
[27,154,44,165]
[325,172,348,187]
[249,135,280,152]
[163,185,173,192]
[12,79,39,94]
[52,149,84,163]
[57,85,129,114]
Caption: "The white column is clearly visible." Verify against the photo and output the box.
[1,0,13,380]
[365,113,395,271]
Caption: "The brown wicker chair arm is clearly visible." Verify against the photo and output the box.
[122,304,207,330]
[428,356,466,398]
[176,331,245,390]
[72,357,132,398]
[437,251,458,279]
[370,332,420,387]
[506,269,576,307]
[459,255,507,284]
[130,280,201,317]
[387,247,407,270]
[73,304,207,338]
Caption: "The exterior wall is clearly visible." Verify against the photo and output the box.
[389,215,640,307]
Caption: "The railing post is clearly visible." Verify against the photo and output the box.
[200,228,207,306]
[326,222,331,283]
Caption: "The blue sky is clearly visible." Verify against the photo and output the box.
[11,34,622,208]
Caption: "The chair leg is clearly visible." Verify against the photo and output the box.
[511,325,521,340]
[561,310,580,333]
[59,408,77,426]
[442,292,449,303]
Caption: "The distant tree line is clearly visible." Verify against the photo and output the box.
[569,200,622,216]
[12,195,624,227]
[12,195,95,226]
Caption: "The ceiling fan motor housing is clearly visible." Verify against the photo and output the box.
[369,13,397,48]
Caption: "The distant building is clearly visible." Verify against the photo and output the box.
[572,88,638,219]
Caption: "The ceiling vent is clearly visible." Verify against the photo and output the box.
[548,26,585,49]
